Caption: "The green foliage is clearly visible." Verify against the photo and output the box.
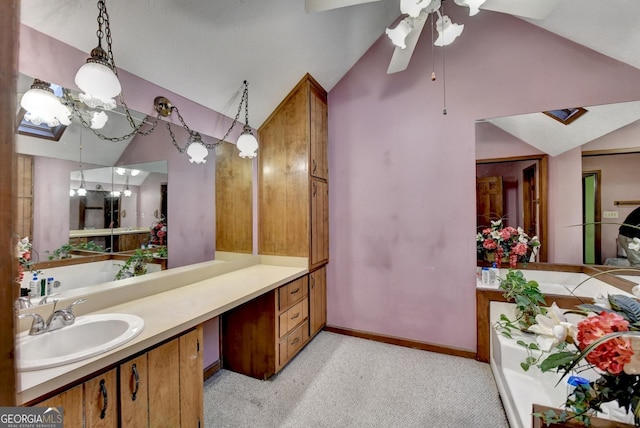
[114,249,154,281]
[499,270,547,330]
[47,241,106,260]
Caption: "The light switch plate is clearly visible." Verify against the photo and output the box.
[603,211,619,219]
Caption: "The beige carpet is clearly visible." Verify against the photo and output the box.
[204,331,509,427]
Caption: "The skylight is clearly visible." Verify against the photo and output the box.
[542,107,587,125]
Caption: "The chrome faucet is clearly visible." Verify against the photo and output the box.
[19,299,86,335]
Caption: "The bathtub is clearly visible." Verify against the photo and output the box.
[19,260,162,300]
[490,300,634,427]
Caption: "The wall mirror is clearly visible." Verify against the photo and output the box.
[476,100,640,265]
[15,72,253,280]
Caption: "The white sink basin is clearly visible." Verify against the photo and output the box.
[17,313,144,371]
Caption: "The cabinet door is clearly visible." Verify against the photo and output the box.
[148,339,181,427]
[36,384,83,428]
[120,354,149,428]
[309,86,328,180]
[180,325,204,428]
[309,267,327,336]
[84,368,118,427]
[310,178,329,267]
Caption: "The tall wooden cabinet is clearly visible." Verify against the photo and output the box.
[258,73,329,271]
[257,72,328,344]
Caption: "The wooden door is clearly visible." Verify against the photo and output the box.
[179,326,204,428]
[148,339,181,427]
[120,354,149,428]
[310,178,329,268]
[523,164,538,239]
[309,267,327,337]
[476,176,504,231]
[36,384,83,428]
[84,369,118,427]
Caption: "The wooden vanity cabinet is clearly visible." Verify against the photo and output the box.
[36,368,118,428]
[222,276,310,379]
[33,325,203,428]
[309,266,327,337]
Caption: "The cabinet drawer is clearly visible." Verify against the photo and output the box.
[278,276,308,310]
[278,321,309,366]
[278,297,308,339]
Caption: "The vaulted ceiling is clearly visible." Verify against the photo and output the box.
[19,0,640,157]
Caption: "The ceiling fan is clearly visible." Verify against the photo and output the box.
[306,0,560,74]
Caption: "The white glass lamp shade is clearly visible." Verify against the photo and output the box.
[111,190,121,197]
[386,19,413,49]
[75,50,121,111]
[21,85,72,127]
[77,186,87,197]
[186,135,209,164]
[237,126,259,159]
[69,188,76,197]
[400,0,438,17]
[454,0,485,16]
[124,188,132,197]
[434,15,464,46]
[90,111,109,129]
[115,167,126,175]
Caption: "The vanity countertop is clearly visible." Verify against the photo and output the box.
[17,256,308,405]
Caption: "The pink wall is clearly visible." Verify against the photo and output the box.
[327,8,640,352]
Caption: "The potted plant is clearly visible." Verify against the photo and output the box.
[498,270,547,331]
[114,249,154,280]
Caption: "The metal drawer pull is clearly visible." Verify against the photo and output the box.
[290,288,300,294]
[131,363,140,401]
[291,312,300,320]
[291,337,300,345]
[100,379,108,419]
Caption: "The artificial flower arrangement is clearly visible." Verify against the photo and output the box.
[477,219,540,268]
[496,270,640,426]
[15,236,39,284]
[149,217,167,246]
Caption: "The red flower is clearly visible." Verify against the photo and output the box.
[577,312,633,375]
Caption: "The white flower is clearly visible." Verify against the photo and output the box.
[491,219,503,228]
[15,236,31,257]
[490,231,501,240]
[629,237,640,251]
[527,302,577,351]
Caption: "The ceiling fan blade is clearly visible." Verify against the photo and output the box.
[305,0,382,13]
[387,14,428,74]
[479,0,560,20]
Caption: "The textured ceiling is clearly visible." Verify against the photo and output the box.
[19,0,640,158]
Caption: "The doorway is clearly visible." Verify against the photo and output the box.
[476,154,548,262]
[582,170,602,264]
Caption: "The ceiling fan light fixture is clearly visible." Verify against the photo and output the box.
[434,14,464,46]
[453,0,486,16]
[386,18,413,49]
[400,0,439,18]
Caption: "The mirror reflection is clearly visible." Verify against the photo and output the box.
[68,163,168,253]
[476,100,640,265]
[15,72,254,294]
